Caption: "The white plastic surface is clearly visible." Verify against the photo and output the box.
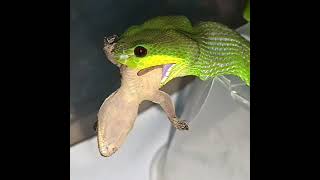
[151,78,250,180]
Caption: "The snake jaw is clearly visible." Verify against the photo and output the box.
[136,64,176,85]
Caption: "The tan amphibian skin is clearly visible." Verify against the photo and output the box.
[96,35,188,157]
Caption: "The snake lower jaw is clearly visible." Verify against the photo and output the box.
[136,63,176,84]
[137,65,163,76]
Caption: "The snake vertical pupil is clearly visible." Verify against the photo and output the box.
[134,46,147,57]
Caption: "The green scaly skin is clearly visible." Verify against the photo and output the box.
[244,0,250,22]
[111,16,250,87]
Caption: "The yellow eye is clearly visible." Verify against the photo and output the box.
[134,46,147,57]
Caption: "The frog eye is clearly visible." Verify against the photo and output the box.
[134,46,147,57]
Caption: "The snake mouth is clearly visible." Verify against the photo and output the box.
[137,64,176,83]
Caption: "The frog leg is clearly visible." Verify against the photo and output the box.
[150,91,189,130]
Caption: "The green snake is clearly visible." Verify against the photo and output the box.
[105,15,250,87]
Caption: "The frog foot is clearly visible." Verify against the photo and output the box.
[171,117,189,130]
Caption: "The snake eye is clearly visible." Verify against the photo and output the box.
[134,46,147,57]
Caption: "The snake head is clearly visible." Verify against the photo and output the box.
[103,16,199,86]
[110,34,197,86]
